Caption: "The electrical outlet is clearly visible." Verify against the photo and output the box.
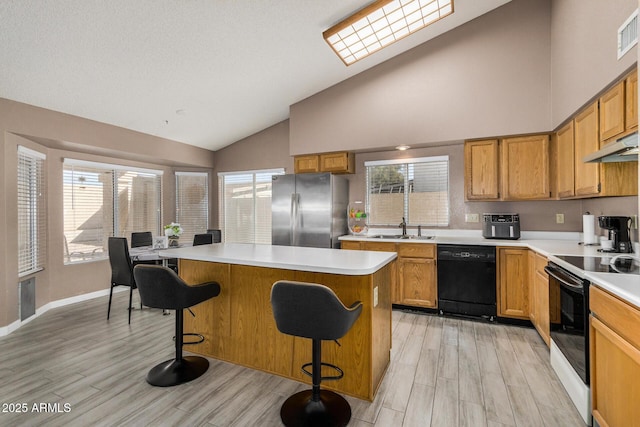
[465,213,479,223]
[556,214,565,224]
[373,286,379,307]
[633,215,638,230]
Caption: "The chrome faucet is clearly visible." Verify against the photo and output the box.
[418,225,422,237]
[399,217,407,236]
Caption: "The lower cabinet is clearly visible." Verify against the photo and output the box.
[590,285,640,427]
[341,240,436,308]
[497,247,530,319]
[397,244,437,308]
[529,251,550,346]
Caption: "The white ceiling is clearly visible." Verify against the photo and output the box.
[0,0,510,152]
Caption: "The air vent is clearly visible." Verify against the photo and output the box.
[618,9,638,59]
[19,277,36,321]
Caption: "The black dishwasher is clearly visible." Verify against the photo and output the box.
[437,245,496,320]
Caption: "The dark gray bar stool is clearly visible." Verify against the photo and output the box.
[271,280,363,427]
[133,265,220,387]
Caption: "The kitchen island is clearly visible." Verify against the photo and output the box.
[158,243,396,401]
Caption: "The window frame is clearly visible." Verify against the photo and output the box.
[365,155,450,227]
[63,158,163,264]
[218,168,284,244]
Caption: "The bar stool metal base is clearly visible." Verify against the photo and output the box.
[146,356,209,387]
[280,389,351,427]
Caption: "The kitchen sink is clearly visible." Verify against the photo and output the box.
[370,234,435,240]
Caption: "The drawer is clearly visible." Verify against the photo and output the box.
[397,243,435,258]
[362,242,397,252]
[341,241,361,250]
[590,285,640,350]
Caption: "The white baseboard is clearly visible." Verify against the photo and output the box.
[0,287,127,337]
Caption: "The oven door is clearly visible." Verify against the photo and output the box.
[545,263,590,385]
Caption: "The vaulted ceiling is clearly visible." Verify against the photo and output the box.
[0,0,510,151]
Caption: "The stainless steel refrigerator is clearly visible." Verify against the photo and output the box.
[272,173,348,248]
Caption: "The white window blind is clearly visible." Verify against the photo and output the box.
[176,172,209,243]
[18,146,47,276]
[218,169,284,244]
[366,156,449,226]
[63,164,114,263]
[63,159,162,263]
[115,170,162,239]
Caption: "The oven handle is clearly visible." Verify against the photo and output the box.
[544,265,585,294]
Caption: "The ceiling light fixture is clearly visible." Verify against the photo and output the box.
[395,145,411,150]
[323,0,454,66]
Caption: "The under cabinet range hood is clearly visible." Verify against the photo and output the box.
[583,132,639,163]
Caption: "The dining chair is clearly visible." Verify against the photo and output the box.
[131,231,153,248]
[193,233,213,246]
[107,237,140,324]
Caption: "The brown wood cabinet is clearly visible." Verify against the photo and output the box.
[626,69,638,130]
[294,155,320,173]
[555,121,575,199]
[558,96,637,199]
[599,69,638,144]
[574,102,601,197]
[497,247,529,320]
[464,139,500,200]
[320,152,355,174]
[294,152,355,174]
[464,135,550,201]
[500,135,550,200]
[590,285,640,426]
[340,240,362,250]
[530,252,550,346]
[397,243,437,308]
[342,240,436,308]
[599,80,626,142]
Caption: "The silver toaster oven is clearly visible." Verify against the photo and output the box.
[482,213,520,240]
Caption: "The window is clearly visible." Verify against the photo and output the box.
[176,172,209,243]
[218,169,284,244]
[365,156,449,226]
[63,159,162,263]
[17,146,47,276]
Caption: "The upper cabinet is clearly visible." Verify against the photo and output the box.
[294,152,355,174]
[555,121,575,198]
[626,69,638,130]
[553,68,638,200]
[599,80,625,142]
[464,139,500,200]
[574,102,601,197]
[600,69,638,144]
[464,135,549,201]
[294,155,320,173]
[501,135,550,200]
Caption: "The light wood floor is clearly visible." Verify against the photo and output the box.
[0,291,586,426]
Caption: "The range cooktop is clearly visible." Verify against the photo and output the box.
[554,255,640,275]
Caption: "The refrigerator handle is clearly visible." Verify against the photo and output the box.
[290,193,298,246]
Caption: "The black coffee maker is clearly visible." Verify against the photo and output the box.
[598,216,633,253]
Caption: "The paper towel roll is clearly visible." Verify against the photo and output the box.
[583,214,597,244]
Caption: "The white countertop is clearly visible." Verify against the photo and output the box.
[341,230,640,307]
[158,243,396,276]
